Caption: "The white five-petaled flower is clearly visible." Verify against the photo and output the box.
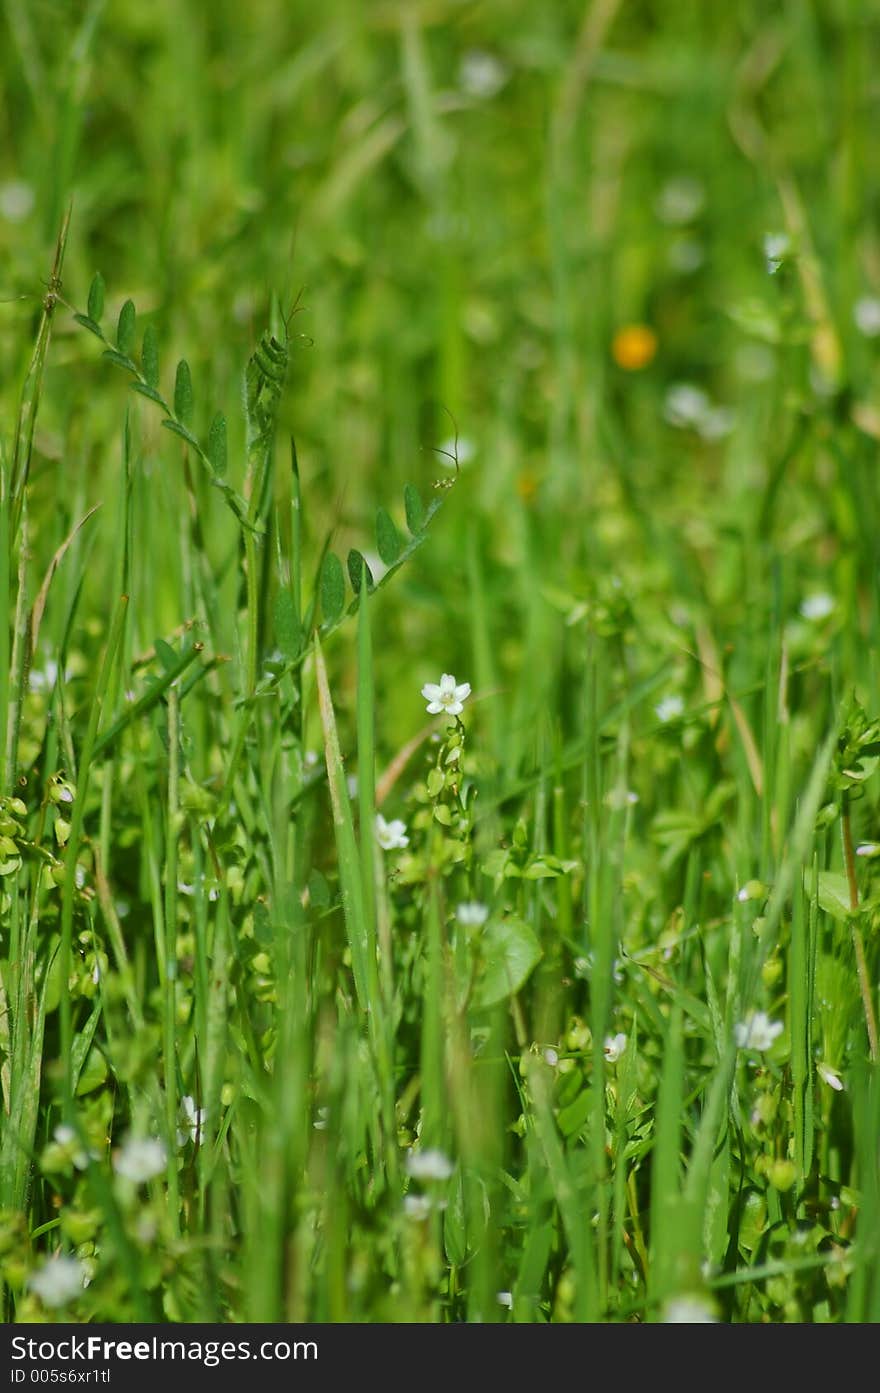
[405,1148,454,1181]
[734,1011,783,1052]
[456,901,489,928]
[817,1062,845,1093]
[177,1095,207,1147]
[403,1194,433,1221]
[799,593,834,621]
[764,232,791,274]
[496,1290,514,1309]
[422,673,471,718]
[375,814,409,851]
[663,1294,718,1323]
[854,296,880,337]
[654,694,684,724]
[28,1255,87,1309]
[113,1136,167,1183]
[603,1033,627,1064]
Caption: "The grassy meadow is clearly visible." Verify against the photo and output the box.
[2,0,880,1324]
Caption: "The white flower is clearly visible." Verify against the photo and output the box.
[405,1148,454,1181]
[303,749,320,770]
[456,900,489,927]
[663,1294,718,1323]
[403,1194,433,1221]
[375,814,409,851]
[654,694,684,723]
[817,1062,844,1093]
[496,1290,514,1309]
[655,176,705,225]
[435,435,476,469]
[734,1011,783,1052]
[177,1095,207,1146]
[113,1136,167,1183]
[53,1125,90,1171]
[459,51,507,100]
[664,383,711,429]
[854,296,880,337]
[603,1033,627,1064]
[764,232,791,274]
[28,659,59,694]
[856,843,880,858]
[604,787,639,811]
[347,774,359,799]
[799,593,834,621]
[422,673,471,717]
[313,1106,329,1131]
[543,1048,559,1067]
[28,1255,87,1308]
[0,180,35,223]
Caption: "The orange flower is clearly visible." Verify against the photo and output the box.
[612,324,658,371]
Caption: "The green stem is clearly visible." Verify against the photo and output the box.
[842,792,879,1061]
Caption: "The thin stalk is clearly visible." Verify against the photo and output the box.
[841,791,879,1061]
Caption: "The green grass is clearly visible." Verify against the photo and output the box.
[2,0,880,1324]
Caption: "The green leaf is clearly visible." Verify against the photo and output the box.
[811,870,853,922]
[557,1087,591,1138]
[154,638,177,673]
[74,1046,108,1097]
[174,359,194,426]
[142,324,159,388]
[87,272,105,323]
[102,347,137,373]
[207,412,227,477]
[347,549,373,594]
[307,868,330,910]
[131,381,165,406]
[161,418,199,450]
[376,507,403,565]
[116,299,136,356]
[404,483,425,535]
[320,552,345,624]
[472,916,542,1009]
[274,589,301,661]
[73,313,104,340]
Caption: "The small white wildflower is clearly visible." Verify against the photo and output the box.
[817,1062,844,1093]
[459,50,507,100]
[543,1048,559,1067]
[0,180,35,223]
[406,1148,454,1181]
[375,814,409,851]
[854,296,880,338]
[28,659,59,694]
[437,435,476,468]
[422,673,471,717]
[799,593,834,621]
[856,843,880,858]
[177,881,196,896]
[655,694,684,723]
[75,864,86,889]
[496,1290,514,1309]
[303,749,320,770]
[663,1294,718,1323]
[53,1125,90,1171]
[603,1033,627,1064]
[313,1106,329,1131]
[734,1011,783,1052]
[456,900,489,928]
[113,1136,167,1183]
[347,774,359,799]
[664,383,711,429]
[403,1194,433,1221]
[28,1255,87,1308]
[57,785,74,805]
[764,232,791,274]
[91,961,100,985]
[604,787,639,811]
[655,176,705,225]
[177,1096,207,1146]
